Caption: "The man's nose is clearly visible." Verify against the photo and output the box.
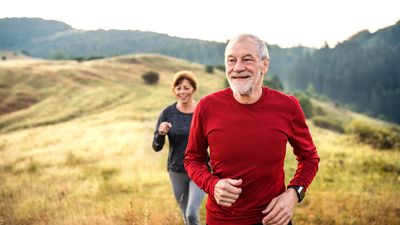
[233,61,245,72]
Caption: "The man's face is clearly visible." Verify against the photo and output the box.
[225,38,269,95]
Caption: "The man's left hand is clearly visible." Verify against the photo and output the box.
[261,188,298,225]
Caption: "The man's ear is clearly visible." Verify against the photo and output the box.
[262,59,269,74]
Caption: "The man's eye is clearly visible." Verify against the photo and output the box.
[244,58,254,64]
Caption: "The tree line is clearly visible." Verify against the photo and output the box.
[278,22,400,123]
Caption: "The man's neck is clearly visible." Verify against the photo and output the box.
[232,87,263,104]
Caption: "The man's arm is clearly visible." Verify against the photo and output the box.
[262,96,320,225]
[287,96,320,188]
[184,99,220,199]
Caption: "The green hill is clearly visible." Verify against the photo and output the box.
[1,17,399,124]
[283,20,400,123]
[0,54,224,132]
[0,53,399,225]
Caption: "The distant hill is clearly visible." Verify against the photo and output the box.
[0,17,72,50]
[1,17,399,123]
[0,17,226,65]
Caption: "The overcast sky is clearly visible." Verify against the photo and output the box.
[1,0,399,48]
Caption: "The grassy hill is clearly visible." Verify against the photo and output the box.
[0,56,399,225]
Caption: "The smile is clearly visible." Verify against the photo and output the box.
[232,76,250,79]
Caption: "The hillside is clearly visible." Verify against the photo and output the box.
[0,54,224,132]
[282,20,400,123]
[1,17,399,124]
[0,55,399,225]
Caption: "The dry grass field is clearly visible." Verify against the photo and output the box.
[0,55,399,225]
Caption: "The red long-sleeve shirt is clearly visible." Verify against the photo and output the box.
[184,87,319,225]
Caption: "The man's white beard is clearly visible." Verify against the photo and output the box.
[228,72,261,95]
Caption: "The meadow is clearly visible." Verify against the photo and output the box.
[0,55,399,225]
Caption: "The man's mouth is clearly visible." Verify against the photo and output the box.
[232,75,250,80]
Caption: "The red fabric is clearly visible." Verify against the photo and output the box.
[184,87,319,225]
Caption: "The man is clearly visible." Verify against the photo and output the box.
[184,34,320,225]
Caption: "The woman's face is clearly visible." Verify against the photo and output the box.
[174,79,195,104]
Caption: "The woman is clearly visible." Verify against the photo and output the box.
[152,71,205,225]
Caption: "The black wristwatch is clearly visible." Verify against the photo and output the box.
[288,185,305,202]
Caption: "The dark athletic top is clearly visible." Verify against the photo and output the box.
[153,102,193,173]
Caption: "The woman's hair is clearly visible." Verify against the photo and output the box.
[172,71,197,91]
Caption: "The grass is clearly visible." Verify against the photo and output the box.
[1,55,399,225]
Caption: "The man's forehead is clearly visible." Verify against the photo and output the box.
[226,40,258,56]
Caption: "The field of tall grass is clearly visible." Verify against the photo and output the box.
[0,55,399,225]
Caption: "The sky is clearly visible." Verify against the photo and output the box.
[1,0,399,48]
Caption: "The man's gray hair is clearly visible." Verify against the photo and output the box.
[225,33,270,60]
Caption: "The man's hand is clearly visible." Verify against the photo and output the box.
[261,188,297,225]
[214,178,242,207]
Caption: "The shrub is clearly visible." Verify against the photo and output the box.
[206,65,214,74]
[142,71,160,85]
[1,55,6,61]
[346,119,400,150]
[312,116,345,133]
[295,93,313,118]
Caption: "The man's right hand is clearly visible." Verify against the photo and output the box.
[214,178,242,207]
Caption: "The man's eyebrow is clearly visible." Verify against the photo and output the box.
[227,54,254,58]
[243,54,255,58]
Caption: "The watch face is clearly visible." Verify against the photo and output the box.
[298,186,305,201]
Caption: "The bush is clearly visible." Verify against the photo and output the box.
[294,93,313,118]
[312,116,345,133]
[142,71,160,85]
[346,119,400,150]
[206,65,214,74]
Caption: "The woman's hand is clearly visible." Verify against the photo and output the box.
[158,122,172,135]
